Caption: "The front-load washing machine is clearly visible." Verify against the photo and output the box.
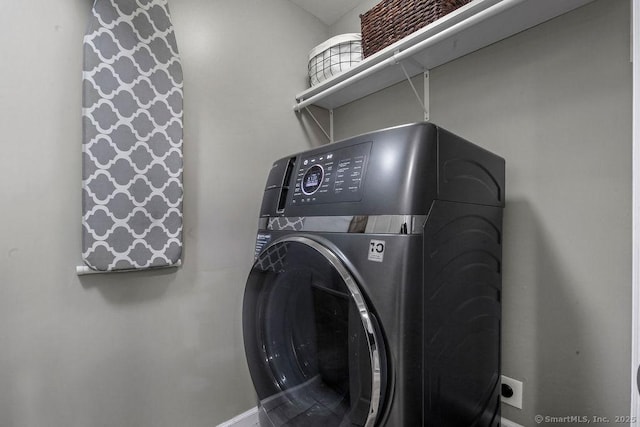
[242,122,505,426]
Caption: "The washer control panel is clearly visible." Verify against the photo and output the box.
[292,142,372,205]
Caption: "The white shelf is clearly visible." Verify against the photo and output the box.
[294,0,596,111]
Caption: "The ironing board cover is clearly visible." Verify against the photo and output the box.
[82,0,183,272]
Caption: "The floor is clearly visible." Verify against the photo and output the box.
[217,407,524,427]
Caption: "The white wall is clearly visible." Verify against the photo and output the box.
[328,0,378,36]
[332,0,632,424]
[0,1,327,426]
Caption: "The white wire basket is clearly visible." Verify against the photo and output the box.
[308,33,362,87]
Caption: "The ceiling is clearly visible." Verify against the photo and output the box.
[288,0,364,26]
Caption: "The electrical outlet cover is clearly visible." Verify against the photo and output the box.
[501,375,523,409]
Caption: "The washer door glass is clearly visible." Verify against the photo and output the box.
[243,236,384,427]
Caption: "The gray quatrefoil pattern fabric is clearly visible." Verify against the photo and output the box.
[82,0,183,271]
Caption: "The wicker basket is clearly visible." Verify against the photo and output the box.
[360,0,472,57]
[308,33,362,87]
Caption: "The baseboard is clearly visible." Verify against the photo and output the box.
[217,407,523,427]
[216,406,258,427]
[501,417,525,427]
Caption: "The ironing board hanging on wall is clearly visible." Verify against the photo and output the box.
[82,0,183,272]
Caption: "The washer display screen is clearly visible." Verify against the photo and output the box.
[301,165,324,195]
[291,142,372,206]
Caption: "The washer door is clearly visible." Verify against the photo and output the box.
[243,236,385,427]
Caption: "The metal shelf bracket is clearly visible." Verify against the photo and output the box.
[397,60,430,121]
[424,70,430,121]
[301,106,334,143]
